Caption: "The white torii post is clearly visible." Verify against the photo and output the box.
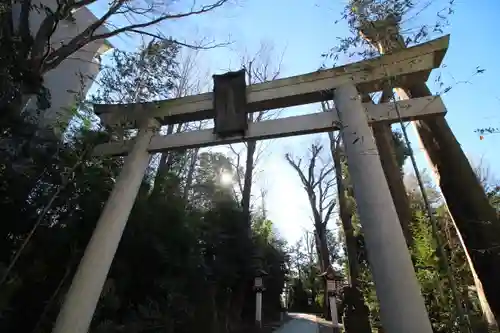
[334,83,433,333]
[329,294,340,333]
[52,119,158,333]
[256,291,263,327]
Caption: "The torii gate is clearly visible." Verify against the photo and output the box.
[52,35,449,333]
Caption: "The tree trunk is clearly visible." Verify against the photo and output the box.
[229,126,257,330]
[371,122,413,247]
[209,283,220,333]
[241,62,256,230]
[242,139,256,229]
[330,134,371,333]
[182,149,199,202]
[315,223,331,319]
[360,17,500,325]
[151,124,176,197]
[330,134,360,287]
[404,82,500,325]
[32,254,76,333]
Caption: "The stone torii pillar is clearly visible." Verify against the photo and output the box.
[52,119,159,333]
[52,71,250,333]
[335,83,433,333]
[360,15,500,326]
[359,16,413,247]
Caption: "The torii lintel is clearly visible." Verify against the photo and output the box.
[94,35,449,129]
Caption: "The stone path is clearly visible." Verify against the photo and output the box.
[274,313,333,333]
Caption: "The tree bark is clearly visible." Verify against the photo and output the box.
[241,139,256,229]
[315,224,331,318]
[151,124,177,197]
[183,149,200,202]
[329,132,372,333]
[330,135,360,287]
[360,17,500,324]
[406,82,500,324]
[227,141,255,331]
[285,144,333,319]
[359,15,500,326]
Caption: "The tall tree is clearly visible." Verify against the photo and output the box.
[285,143,336,318]
[286,232,323,314]
[190,151,237,209]
[151,49,208,197]
[223,43,285,326]
[0,119,288,332]
[229,41,284,230]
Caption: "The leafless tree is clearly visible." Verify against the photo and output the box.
[217,43,286,329]
[256,186,268,219]
[3,0,231,117]
[227,41,285,228]
[285,142,336,318]
[150,49,212,197]
[285,143,335,271]
[323,123,360,287]
[471,155,499,193]
[179,119,212,201]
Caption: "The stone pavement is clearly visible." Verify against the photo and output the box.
[273,313,335,333]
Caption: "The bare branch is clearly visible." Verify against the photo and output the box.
[323,198,336,227]
[228,144,245,196]
[285,153,307,187]
[314,165,335,188]
[39,0,230,73]
[92,0,229,41]
[41,2,122,72]
[123,30,231,50]
[285,143,336,227]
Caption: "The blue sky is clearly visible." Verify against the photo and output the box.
[88,0,500,244]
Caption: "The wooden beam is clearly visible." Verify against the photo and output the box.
[93,96,446,156]
[95,36,449,127]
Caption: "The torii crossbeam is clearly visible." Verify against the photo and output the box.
[94,35,447,127]
[52,35,450,333]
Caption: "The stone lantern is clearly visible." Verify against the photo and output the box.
[320,266,344,333]
[254,269,268,329]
